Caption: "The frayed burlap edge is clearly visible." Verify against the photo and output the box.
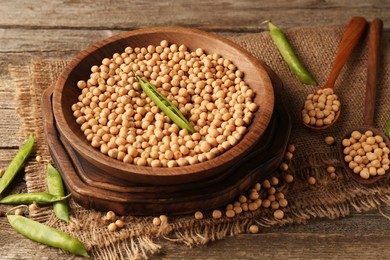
[8,23,390,259]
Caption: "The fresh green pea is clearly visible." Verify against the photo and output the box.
[264,20,317,85]
[0,192,70,205]
[135,74,196,134]
[0,134,34,195]
[7,214,89,257]
[386,116,390,139]
[46,164,70,222]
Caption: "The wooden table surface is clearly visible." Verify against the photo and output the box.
[1,1,389,259]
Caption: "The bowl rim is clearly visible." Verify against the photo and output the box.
[52,26,274,180]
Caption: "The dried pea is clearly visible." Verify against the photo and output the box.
[249,225,259,234]
[7,214,89,257]
[0,134,34,195]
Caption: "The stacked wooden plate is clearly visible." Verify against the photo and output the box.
[43,28,291,215]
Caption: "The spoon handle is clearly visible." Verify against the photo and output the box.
[364,19,383,127]
[323,17,367,89]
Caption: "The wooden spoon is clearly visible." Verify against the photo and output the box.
[339,19,390,185]
[302,17,367,130]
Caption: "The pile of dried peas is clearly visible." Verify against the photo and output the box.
[302,88,340,127]
[72,40,258,167]
[342,130,389,179]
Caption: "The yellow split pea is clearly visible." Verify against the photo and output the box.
[72,40,259,168]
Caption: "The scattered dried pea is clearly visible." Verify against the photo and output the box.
[284,152,293,160]
[279,198,288,207]
[308,176,316,185]
[249,225,259,234]
[115,219,125,228]
[108,223,117,232]
[330,172,337,180]
[225,209,235,218]
[279,162,289,171]
[212,210,222,219]
[194,211,203,220]
[28,203,39,212]
[15,208,25,216]
[327,166,336,174]
[233,206,243,214]
[35,155,42,163]
[284,174,294,183]
[287,144,296,153]
[105,211,116,221]
[273,209,284,219]
[159,214,168,223]
[152,217,161,226]
[325,136,335,145]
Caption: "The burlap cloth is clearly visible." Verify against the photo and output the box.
[6,24,390,259]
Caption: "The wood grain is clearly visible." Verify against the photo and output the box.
[0,0,389,259]
[0,0,389,32]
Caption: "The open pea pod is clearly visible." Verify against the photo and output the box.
[386,116,390,139]
[135,74,196,134]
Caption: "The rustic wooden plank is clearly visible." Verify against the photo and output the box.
[0,0,388,31]
[1,213,390,260]
[153,232,390,259]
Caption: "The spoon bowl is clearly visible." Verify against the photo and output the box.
[339,126,390,184]
[339,19,389,184]
[301,17,367,131]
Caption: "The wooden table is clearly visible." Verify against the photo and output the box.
[1,1,389,259]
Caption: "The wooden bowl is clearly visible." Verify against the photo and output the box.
[52,27,274,185]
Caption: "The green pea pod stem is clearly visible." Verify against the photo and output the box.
[46,164,70,222]
[0,192,70,205]
[7,214,89,257]
[0,134,35,195]
[386,116,390,139]
[264,20,317,86]
[134,74,196,134]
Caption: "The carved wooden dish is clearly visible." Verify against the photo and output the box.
[44,68,291,215]
[52,27,274,185]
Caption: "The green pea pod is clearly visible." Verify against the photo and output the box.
[135,74,196,134]
[0,192,70,205]
[7,214,89,257]
[0,134,34,195]
[386,116,390,139]
[264,20,317,86]
[46,164,70,222]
